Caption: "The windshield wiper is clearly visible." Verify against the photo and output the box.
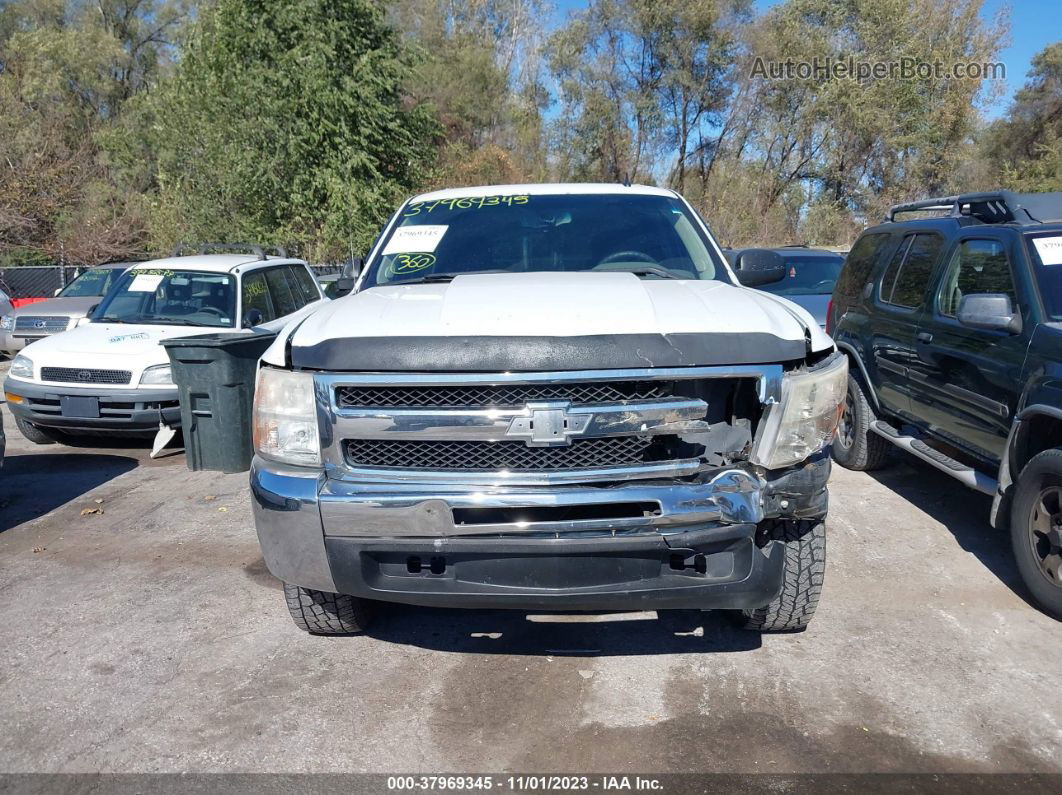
[611,267,685,280]
[96,316,129,323]
[387,270,513,287]
[141,317,202,326]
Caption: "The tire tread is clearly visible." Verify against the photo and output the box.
[743,520,826,632]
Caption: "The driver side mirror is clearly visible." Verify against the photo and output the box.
[335,256,363,297]
[733,249,786,287]
[243,308,264,328]
[957,293,1022,334]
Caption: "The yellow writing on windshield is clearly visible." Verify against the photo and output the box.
[404,195,529,216]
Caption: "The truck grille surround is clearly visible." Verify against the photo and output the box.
[345,436,661,471]
[319,367,778,484]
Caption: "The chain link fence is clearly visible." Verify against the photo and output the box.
[0,266,81,301]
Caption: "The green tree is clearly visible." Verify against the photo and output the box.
[134,0,437,261]
[0,0,190,263]
[982,42,1062,191]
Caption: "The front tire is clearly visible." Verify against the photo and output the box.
[1010,450,1062,620]
[743,520,826,632]
[832,373,890,471]
[14,417,60,445]
[283,583,376,634]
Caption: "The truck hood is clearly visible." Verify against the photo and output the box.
[11,296,100,317]
[275,272,833,372]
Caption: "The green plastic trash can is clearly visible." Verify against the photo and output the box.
[162,331,278,473]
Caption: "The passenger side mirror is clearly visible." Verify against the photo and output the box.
[334,256,363,297]
[243,308,264,328]
[957,293,1022,334]
[733,249,786,287]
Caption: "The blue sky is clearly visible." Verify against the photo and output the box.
[551,0,1057,119]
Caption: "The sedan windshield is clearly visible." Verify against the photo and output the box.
[361,193,730,288]
[59,267,122,298]
[755,254,844,297]
[93,269,236,328]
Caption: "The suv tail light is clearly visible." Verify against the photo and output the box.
[825,298,834,335]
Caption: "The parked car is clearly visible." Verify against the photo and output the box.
[249,183,845,636]
[0,286,12,323]
[316,273,344,299]
[3,248,325,444]
[0,263,132,355]
[828,190,1062,620]
[727,246,846,328]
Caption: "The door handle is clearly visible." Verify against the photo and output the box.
[917,332,933,343]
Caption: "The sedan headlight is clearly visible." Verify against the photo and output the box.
[139,364,174,386]
[750,353,848,470]
[0,315,13,331]
[9,354,33,379]
[253,367,320,466]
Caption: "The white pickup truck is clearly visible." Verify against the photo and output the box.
[250,184,846,635]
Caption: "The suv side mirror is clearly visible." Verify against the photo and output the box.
[957,293,1022,334]
[733,249,786,287]
[243,308,264,328]
[335,256,363,297]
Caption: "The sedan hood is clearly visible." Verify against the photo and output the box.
[11,322,226,387]
[279,272,833,372]
[11,296,101,317]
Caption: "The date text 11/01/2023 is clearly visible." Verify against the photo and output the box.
[386,776,664,791]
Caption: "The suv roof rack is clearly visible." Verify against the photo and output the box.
[888,191,1062,225]
[170,242,289,260]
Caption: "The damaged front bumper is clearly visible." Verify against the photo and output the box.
[250,452,829,610]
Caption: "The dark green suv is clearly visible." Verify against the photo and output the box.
[828,190,1062,620]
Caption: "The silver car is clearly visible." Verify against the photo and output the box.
[0,263,132,355]
[725,247,846,329]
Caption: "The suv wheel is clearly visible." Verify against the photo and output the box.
[14,417,60,445]
[283,583,376,634]
[743,520,825,632]
[1010,449,1062,620]
[831,373,889,471]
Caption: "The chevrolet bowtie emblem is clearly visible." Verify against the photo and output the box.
[505,401,591,447]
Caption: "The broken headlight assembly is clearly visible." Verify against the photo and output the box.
[253,366,320,466]
[750,352,848,470]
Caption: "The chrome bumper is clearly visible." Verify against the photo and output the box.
[249,455,827,595]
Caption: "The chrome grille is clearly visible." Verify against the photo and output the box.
[40,367,132,385]
[336,381,672,409]
[345,437,660,471]
[14,316,70,335]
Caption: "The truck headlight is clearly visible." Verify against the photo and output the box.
[0,315,13,331]
[750,353,848,470]
[9,354,33,379]
[253,367,320,466]
[139,365,174,386]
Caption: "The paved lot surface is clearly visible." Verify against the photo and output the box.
[1,366,1060,774]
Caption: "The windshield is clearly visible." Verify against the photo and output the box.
[1027,231,1062,321]
[756,254,844,296]
[360,193,730,287]
[59,267,122,298]
[92,269,236,327]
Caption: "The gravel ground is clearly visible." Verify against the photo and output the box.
[0,366,1060,775]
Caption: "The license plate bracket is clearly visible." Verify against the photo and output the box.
[60,395,100,418]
